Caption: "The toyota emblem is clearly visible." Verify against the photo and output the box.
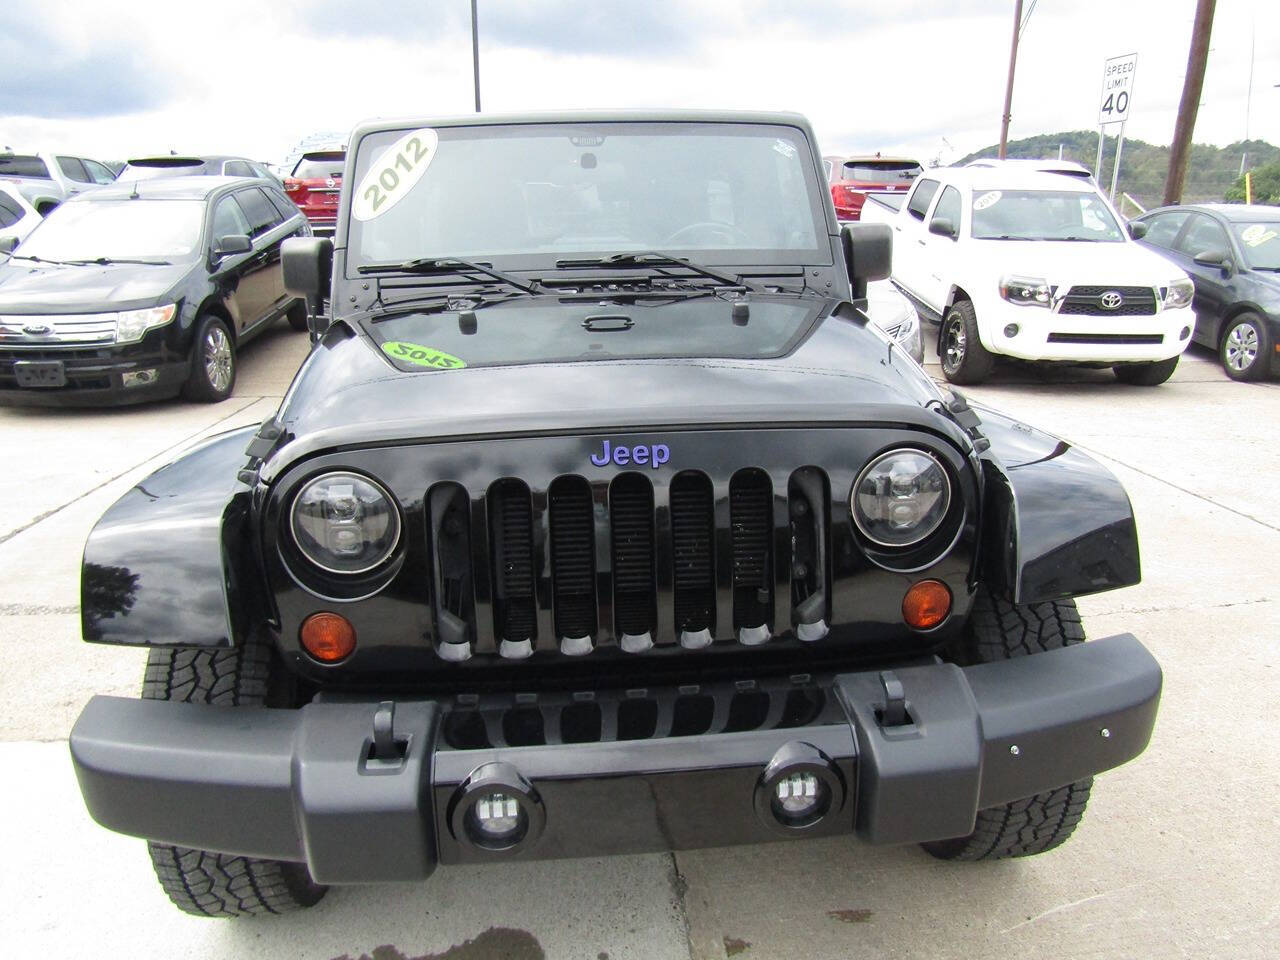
[1099,291,1124,310]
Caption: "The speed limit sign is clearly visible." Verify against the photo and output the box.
[1099,53,1138,124]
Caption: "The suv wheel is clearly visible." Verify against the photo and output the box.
[921,587,1093,861]
[1220,313,1271,382]
[940,300,994,385]
[141,638,327,916]
[183,315,236,402]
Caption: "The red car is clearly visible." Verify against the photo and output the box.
[283,150,345,235]
[824,154,922,221]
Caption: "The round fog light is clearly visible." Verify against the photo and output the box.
[1180,326,1191,340]
[1003,323,1020,338]
[449,761,546,853]
[754,741,845,834]
[467,792,525,845]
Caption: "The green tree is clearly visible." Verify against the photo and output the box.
[1226,160,1280,205]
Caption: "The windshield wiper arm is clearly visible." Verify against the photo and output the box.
[358,257,540,293]
[67,256,174,266]
[6,254,79,265]
[555,252,762,291]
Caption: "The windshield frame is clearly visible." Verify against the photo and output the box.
[13,197,207,263]
[969,187,1127,243]
[341,119,833,279]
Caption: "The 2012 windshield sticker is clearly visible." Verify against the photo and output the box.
[352,128,439,222]
[381,341,466,370]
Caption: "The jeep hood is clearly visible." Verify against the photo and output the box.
[263,298,946,480]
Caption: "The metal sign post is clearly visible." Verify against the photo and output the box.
[1097,53,1138,200]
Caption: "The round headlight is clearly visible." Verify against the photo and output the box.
[851,449,951,548]
[290,472,401,574]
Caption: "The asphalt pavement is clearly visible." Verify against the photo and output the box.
[2,319,1277,959]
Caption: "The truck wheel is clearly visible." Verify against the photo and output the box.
[940,300,994,385]
[921,588,1093,861]
[182,314,237,402]
[1219,312,1271,381]
[1112,355,1179,386]
[286,298,309,333]
[141,639,326,916]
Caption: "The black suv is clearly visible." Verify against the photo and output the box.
[69,112,1161,917]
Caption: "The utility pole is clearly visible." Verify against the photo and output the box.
[998,0,1024,159]
[1163,0,1216,205]
[471,0,481,113]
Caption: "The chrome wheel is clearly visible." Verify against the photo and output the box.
[943,315,966,373]
[1224,322,1258,373]
[204,326,233,393]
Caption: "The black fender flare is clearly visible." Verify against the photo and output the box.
[82,424,270,647]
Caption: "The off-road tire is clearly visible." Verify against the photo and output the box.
[182,314,236,402]
[141,640,326,916]
[921,588,1093,861]
[1112,355,1179,386]
[1219,312,1271,382]
[940,299,995,385]
[286,298,309,332]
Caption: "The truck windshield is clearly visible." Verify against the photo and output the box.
[971,189,1125,242]
[15,199,204,261]
[346,122,827,271]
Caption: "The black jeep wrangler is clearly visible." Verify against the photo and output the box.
[70,111,1161,917]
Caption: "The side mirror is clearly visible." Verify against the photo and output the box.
[0,236,18,255]
[213,234,252,258]
[928,217,958,239]
[1192,248,1230,270]
[282,236,333,304]
[1127,221,1148,240]
[841,222,892,300]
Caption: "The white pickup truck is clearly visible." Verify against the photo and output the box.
[861,166,1196,385]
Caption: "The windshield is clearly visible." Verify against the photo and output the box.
[15,199,204,260]
[1232,222,1280,270]
[120,160,207,180]
[347,122,827,271]
[841,162,921,182]
[0,155,50,178]
[292,153,345,179]
[971,189,1125,242]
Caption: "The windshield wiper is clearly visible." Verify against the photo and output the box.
[358,257,540,294]
[555,252,762,291]
[67,256,174,266]
[6,254,79,266]
[980,235,1044,242]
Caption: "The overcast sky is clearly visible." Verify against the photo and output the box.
[2,0,1276,168]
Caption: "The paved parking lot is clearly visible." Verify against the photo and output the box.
[2,321,1277,959]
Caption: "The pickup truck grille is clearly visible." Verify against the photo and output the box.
[1057,285,1158,317]
[427,466,832,661]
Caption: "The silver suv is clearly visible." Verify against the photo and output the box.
[0,150,117,213]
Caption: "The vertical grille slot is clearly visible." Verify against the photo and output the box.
[548,476,597,640]
[730,469,773,631]
[488,479,536,644]
[427,482,475,652]
[788,467,829,640]
[670,471,715,635]
[610,473,655,638]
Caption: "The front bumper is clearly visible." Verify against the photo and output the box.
[70,634,1160,884]
[977,297,1194,362]
[0,352,188,407]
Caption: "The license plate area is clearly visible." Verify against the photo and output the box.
[14,360,67,388]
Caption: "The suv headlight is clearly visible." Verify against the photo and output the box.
[290,471,402,574]
[999,276,1052,307]
[851,449,951,548]
[115,303,177,343]
[1163,277,1194,310]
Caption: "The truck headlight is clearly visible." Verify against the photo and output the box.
[115,304,177,343]
[999,276,1052,307]
[1163,278,1194,310]
[851,449,950,548]
[291,471,401,574]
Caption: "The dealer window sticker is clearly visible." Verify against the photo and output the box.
[1240,224,1278,248]
[381,341,467,370]
[973,191,1002,211]
[352,128,439,222]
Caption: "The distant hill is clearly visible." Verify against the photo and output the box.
[958,131,1279,212]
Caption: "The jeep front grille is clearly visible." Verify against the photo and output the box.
[428,467,831,661]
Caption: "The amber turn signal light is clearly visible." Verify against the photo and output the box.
[902,580,951,630]
[300,612,357,663]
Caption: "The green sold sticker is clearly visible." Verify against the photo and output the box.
[381,341,466,369]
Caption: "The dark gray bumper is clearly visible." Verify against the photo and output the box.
[70,633,1161,884]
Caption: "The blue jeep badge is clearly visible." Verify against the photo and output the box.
[590,439,670,469]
